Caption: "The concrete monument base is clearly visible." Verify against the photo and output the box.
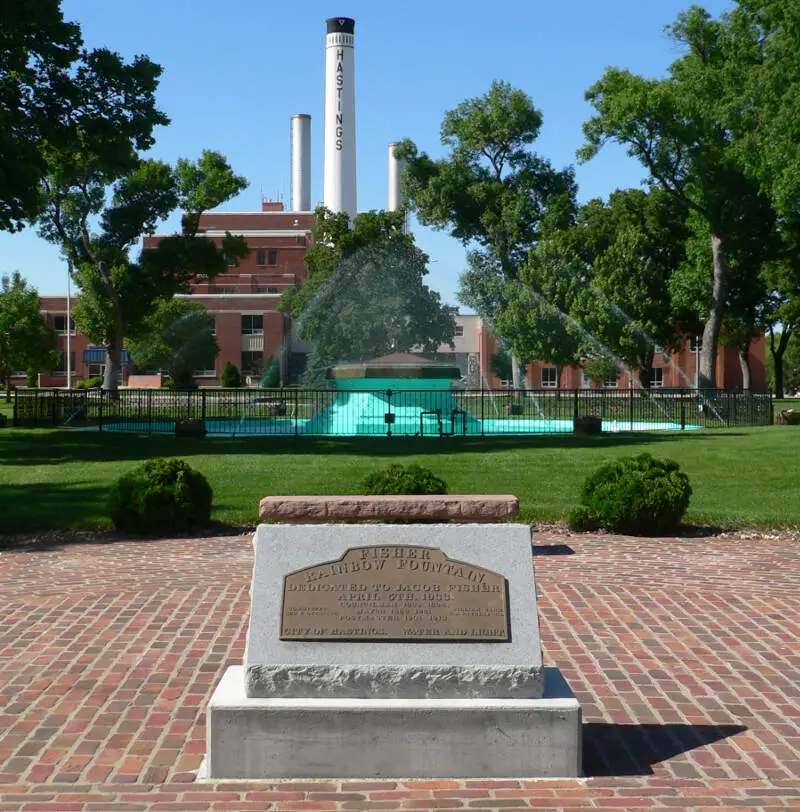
[201,665,581,780]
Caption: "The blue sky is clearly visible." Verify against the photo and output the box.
[1,0,734,304]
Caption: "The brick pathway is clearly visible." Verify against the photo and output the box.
[0,532,798,810]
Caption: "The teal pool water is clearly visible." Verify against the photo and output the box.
[97,416,701,436]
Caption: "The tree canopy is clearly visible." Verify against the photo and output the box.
[127,298,218,389]
[38,150,248,390]
[395,80,576,386]
[579,3,796,388]
[281,208,456,387]
[0,272,59,390]
[0,0,166,231]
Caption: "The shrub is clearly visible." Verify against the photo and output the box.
[361,463,448,495]
[261,355,280,388]
[221,361,241,388]
[569,453,692,536]
[75,377,103,390]
[108,458,213,535]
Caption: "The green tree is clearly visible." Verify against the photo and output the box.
[280,207,456,386]
[761,271,800,398]
[0,1,167,231]
[126,299,218,389]
[0,272,60,391]
[394,80,576,387]
[38,150,247,390]
[579,6,781,388]
[497,238,585,385]
[569,189,690,388]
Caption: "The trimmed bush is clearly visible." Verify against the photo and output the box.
[108,458,212,535]
[75,377,103,390]
[568,453,691,536]
[221,361,241,388]
[361,463,448,495]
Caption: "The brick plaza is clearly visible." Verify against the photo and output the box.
[0,531,798,810]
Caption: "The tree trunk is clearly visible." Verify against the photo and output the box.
[511,353,525,389]
[638,347,655,389]
[699,234,729,389]
[103,325,125,393]
[769,327,791,398]
[738,347,751,391]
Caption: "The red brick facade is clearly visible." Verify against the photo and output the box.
[27,201,768,390]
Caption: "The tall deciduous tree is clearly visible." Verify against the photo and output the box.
[0,272,59,391]
[570,189,690,388]
[0,1,166,231]
[579,6,782,388]
[394,80,576,387]
[280,208,456,387]
[39,151,248,390]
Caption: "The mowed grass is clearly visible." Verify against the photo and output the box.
[0,424,798,534]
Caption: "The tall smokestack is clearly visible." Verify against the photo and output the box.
[323,17,357,223]
[291,114,311,212]
[387,141,405,211]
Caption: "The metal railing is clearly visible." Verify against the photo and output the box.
[11,387,773,436]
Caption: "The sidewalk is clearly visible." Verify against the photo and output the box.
[0,532,798,810]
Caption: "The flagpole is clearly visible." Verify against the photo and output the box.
[66,261,72,390]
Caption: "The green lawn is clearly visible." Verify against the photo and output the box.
[1,424,798,534]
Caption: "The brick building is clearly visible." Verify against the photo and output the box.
[29,200,766,390]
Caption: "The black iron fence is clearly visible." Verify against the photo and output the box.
[11,387,773,436]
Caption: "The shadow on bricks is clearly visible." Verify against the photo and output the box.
[583,722,748,776]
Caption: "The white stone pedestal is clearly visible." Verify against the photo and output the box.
[201,665,581,779]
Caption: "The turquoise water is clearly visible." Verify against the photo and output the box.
[99,416,701,436]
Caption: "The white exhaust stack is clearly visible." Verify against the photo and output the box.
[387,141,405,211]
[291,114,311,212]
[323,17,357,223]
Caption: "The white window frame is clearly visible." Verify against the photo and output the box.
[541,367,558,388]
[651,367,664,388]
[53,315,76,336]
[241,315,264,335]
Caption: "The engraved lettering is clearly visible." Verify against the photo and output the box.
[281,547,509,642]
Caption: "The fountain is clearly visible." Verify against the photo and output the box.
[303,353,481,436]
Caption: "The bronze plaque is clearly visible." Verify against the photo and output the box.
[280,545,509,642]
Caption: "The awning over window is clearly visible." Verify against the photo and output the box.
[83,348,130,362]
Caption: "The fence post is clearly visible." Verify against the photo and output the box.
[680,390,686,430]
[481,385,485,437]
[573,388,578,419]
[12,390,17,427]
[628,385,634,429]
[98,390,103,433]
[386,389,392,437]
[295,389,299,436]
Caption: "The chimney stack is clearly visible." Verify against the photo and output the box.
[387,141,405,212]
[323,17,357,223]
[291,114,311,212]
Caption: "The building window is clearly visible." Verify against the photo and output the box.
[223,252,237,266]
[258,286,279,294]
[209,318,216,336]
[87,363,104,378]
[53,315,76,335]
[214,287,235,295]
[651,368,664,388]
[454,325,464,337]
[192,367,216,378]
[690,336,703,353]
[55,351,76,375]
[268,249,278,265]
[541,367,557,388]
[603,375,618,388]
[241,315,264,335]
[241,350,263,375]
[256,248,266,266]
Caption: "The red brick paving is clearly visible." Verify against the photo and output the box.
[0,532,798,810]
